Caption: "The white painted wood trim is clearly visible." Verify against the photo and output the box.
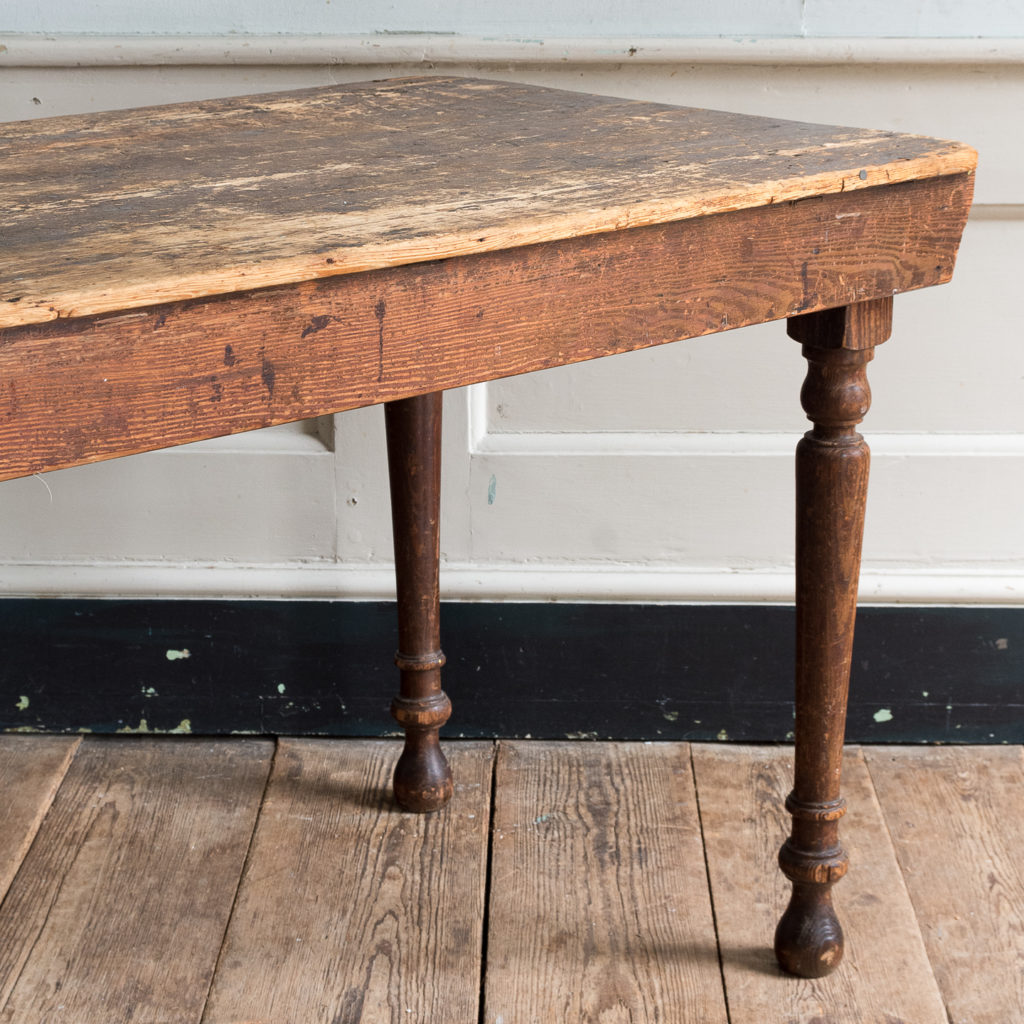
[471,430,1024,458]
[0,561,1020,605]
[2,34,1023,67]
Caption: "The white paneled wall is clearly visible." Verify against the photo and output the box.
[1,14,1021,602]
[3,1,1022,36]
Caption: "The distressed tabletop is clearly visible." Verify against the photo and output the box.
[0,75,976,329]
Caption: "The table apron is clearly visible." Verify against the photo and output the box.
[0,173,972,481]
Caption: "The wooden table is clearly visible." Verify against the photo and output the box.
[0,76,975,980]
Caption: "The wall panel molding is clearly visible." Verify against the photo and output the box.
[0,561,1020,605]
[2,34,1024,67]
[471,429,1024,458]
[1,48,1018,605]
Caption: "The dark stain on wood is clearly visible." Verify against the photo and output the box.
[300,313,333,338]
[374,297,387,382]
[259,354,275,398]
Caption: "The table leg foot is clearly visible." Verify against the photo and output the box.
[391,690,452,812]
[776,298,891,976]
[774,793,849,977]
[385,390,453,814]
[774,881,844,978]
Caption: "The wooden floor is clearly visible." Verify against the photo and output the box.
[0,738,1018,1023]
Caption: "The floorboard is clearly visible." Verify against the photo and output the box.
[692,744,948,1024]
[484,741,729,1024]
[0,737,1018,1023]
[0,735,79,901]
[865,745,1024,1024]
[202,739,494,1024]
[0,736,272,1023]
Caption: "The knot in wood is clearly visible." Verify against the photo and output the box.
[390,691,452,730]
[800,345,872,432]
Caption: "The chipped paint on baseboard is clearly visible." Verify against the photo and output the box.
[165,648,191,661]
[1,600,1022,741]
[117,718,151,734]
[874,708,894,723]
[116,717,192,734]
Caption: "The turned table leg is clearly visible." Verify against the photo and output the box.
[384,390,453,813]
[774,297,892,977]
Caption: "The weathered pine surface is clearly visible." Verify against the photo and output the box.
[203,740,492,1024]
[0,174,971,483]
[0,76,976,329]
[866,746,1024,1024]
[0,737,1016,1023]
[0,78,974,482]
[0,735,79,900]
[485,741,728,1022]
[0,737,273,1022]
[693,745,948,1023]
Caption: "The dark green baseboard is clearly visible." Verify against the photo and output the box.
[1,599,1021,742]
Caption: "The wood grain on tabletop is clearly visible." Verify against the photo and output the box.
[0,75,977,329]
[0,737,272,1023]
[691,744,948,1024]
[203,740,493,1024]
[484,741,729,1024]
[865,746,1024,1024]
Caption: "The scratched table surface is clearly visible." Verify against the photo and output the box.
[0,75,976,330]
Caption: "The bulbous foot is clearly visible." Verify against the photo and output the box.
[393,739,453,813]
[774,883,844,978]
